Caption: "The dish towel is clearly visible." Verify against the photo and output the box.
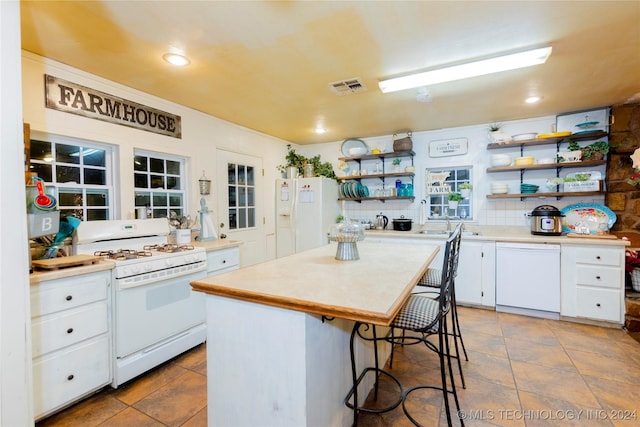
[419,200,427,225]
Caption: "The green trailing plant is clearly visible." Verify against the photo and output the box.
[276,144,337,180]
[459,183,473,190]
[448,192,463,202]
[392,158,401,166]
[582,140,610,160]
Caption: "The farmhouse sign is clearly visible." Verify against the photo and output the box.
[44,74,182,139]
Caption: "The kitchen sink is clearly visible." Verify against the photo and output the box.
[415,230,480,236]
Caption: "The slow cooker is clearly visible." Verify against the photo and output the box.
[530,205,564,236]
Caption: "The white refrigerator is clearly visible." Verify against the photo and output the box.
[276,177,340,258]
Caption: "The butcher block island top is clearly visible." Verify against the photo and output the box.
[190,241,439,326]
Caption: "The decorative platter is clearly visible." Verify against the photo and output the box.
[340,138,369,157]
[560,202,616,234]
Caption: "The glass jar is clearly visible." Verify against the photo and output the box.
[303,163,314,178]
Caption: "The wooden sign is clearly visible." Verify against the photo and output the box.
[429,138,468,157]
[44,74,182,139]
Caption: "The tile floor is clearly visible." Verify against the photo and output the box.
[36,307,640,427]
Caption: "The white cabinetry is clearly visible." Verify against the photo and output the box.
[207,246,240,276]
[366,235,495,307]
[31,270,111,420]
[561,244,624,323]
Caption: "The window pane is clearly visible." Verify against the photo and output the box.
[58,190,82,207]
[30,163,52,181]
[239,188,247,207]
[150,175,165,189]
[248,207,255,227]
[153,193,168,206]
[134,173,148,188]
[30,140,52,162]
[86,190,108,206]
[83,149,105,167]
[238,208,246,228]
[87,209,108,221]
[166,160,180,175]
[56,165,80,184]
[150,157,164,173]
[238,166,246,185]
[135,192,151,207]
[84,168,106,185]
[227,164,236,184]
[152,208,167,219]
[169,194,183,207]
[56,144,81,164]
[247,187,255,206]
[134,156,147,171]
[246,166,255,186]
[228,186,236,206]
[228,209,237,229]
[167,176,180,190]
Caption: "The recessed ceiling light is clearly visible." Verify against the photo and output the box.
[162,53,190,67]
[525,96,542,104]
[314,127,327,134]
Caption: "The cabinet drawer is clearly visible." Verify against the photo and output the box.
[33,335,110,419]
[575,265,621,289]
[32,272,109,317]
[576,287,621,322]
[32,302,108,358]
[207,248,239,274]
[574,247,621,267]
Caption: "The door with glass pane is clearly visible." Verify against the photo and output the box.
[216,150,264,266]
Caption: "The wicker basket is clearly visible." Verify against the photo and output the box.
[631,268,640,292]
[393,131,413,152]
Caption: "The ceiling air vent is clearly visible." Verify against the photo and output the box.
[328,78,367,96]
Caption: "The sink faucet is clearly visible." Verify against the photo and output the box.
[445,216,452,232]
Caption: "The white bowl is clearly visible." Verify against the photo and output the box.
[511,133,538,141]
[349,147,367,156]
[537,157,555,164]
[490,154,512,167]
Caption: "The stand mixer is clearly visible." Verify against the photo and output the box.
[198,171,217,241]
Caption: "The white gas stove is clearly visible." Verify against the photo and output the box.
[73,219,207,387]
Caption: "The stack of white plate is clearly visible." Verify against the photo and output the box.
[490,183,509,194]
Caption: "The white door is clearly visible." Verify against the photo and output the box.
[216,150,265,266]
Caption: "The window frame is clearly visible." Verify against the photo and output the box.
[28,132,115,221]
[133,149,187,219]
[425,166,473,220]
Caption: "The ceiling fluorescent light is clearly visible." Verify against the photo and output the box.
[379,46,552,93]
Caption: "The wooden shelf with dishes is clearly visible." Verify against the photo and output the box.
[486,159,606,173]
[487,190,605,200]
[486,131,608,150]
[338,150,415,202]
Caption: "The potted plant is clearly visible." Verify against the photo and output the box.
[448,192,463,209]
[276,145,337,180]
[392,158,401,172]
[582,140,610,160]
[488,123,508,144]
[459,183,473,198]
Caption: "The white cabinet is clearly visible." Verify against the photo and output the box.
[31,270,111,420]
[207,246,240,276]
[561,244,625,323]
[366,235,496,307]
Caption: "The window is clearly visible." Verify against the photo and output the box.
[134,151,185,218]
[29,137,113,221]
[227,163,255,230]
[425,167,473,220]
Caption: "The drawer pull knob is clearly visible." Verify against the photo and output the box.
[222,260,226,264]
[596,303,601,307]
[596,256,601,260]
[596,276,601,280]
[66,328,74,334]
[67,374,74,381]
[65,295,73,301]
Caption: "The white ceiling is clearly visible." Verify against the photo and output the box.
[20,1,640,144]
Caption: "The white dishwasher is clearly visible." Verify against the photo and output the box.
[496,242,560,319]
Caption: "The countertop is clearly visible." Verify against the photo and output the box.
[191,241,440,326]
[193,238,242,251]
[366,225,630,247]
[30,260,115,284]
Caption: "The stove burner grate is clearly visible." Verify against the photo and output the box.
[94,249,153,260]
[143,244,195,253]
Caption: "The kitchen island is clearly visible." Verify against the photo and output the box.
[190,240,439,427]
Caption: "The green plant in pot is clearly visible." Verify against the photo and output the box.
[276,144,337,180]
[459,183,473,198]
[582,140,609,160]
[448,192,463,209]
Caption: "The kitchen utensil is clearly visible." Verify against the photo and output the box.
[537,131,572,139]
[560,202,616,234]
[529,205,564,236]
[41,216,81,258]
[511,133,538,141]
[32,177,57,211]
[392,216,412,231]
[374,213,388,230]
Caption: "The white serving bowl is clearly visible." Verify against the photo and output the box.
[349,147,367,156]
[511,133,538,141]
[490,154,512,167]
[537,157,555,164]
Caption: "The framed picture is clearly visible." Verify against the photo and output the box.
[429,138,468,157]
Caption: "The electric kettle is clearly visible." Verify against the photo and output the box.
[374,213,388,230]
